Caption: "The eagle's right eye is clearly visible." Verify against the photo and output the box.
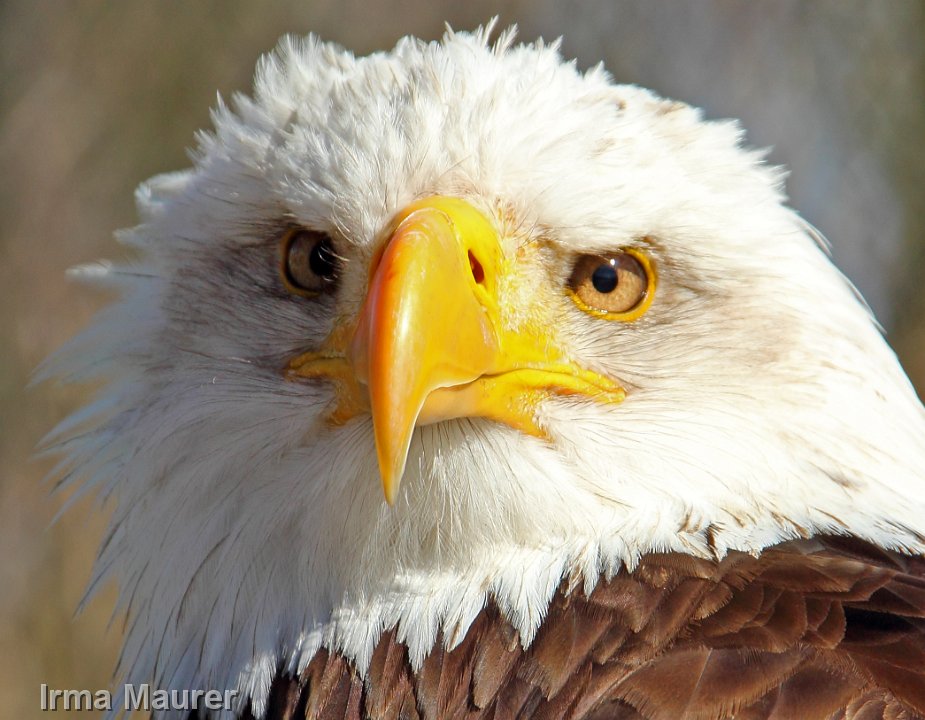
[281,229,339,296]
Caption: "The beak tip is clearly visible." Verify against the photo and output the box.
[378,444,406,506]
[381,472,400,506]
[374,425,410,506]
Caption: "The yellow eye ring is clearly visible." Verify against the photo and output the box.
[566,247,656,321]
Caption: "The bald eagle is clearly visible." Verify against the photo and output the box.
[44,24,925,720]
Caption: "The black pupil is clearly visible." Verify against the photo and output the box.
[591,262,618,293]
[309,239,337,279]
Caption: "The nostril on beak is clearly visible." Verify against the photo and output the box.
[468,250,485,285]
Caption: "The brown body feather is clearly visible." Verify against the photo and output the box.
[192,537,925,720]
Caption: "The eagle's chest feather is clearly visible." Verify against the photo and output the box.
[211,537,925,720]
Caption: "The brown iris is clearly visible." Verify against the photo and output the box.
[568,250,654,319]
[281,229,339,295]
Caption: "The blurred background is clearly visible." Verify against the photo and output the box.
[2,1,924,717]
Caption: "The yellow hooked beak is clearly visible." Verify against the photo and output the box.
[288,197,624,504]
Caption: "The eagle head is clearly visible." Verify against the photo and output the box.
[44,24,925,717]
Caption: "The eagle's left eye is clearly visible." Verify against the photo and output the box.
[567,249,655,320]
[280,229,339,296]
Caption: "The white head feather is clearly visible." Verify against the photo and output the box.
[44,24,925,718]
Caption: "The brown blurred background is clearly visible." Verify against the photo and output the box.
[2,2,924,718]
